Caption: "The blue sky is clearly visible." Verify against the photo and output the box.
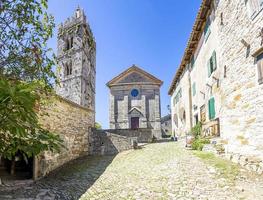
[47,0,201,128]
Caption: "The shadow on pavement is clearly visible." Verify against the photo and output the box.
[0,155,116,200]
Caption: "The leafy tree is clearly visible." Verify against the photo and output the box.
[0,78,63,175]
[0,0,57,87]
[0,0,63,175]
[95,122,102,130]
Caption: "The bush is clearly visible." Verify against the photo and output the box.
[192,138,210,151]
[191,122,202,139]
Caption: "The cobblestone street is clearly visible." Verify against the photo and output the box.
[1,142,263,200]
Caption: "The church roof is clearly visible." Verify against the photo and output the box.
[107,65,163,87]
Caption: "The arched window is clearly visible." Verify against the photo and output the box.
[70,37,74,48]
[66,39,70,50]
[65,62,72,76]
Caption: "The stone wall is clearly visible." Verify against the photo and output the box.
[89,130,137,155]
[216,0,263,174]
[99,128,153,143]
[35,95,94,179]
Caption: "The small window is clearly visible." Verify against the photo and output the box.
[175,88,182,104]
[257,52,263,84]
[66,39,70,50]
[131,89,139,97]
[207,51,217,77]
[208,97,216,120]
[192,82,196,96]
[71,37,74,48]
[204,17,211,41]
[190,56,195,69]
[65,62,72,76]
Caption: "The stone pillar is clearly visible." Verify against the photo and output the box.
[141,95,147,128]
[123,95,129,128]
[154,93,162,138]
[33,156,39,180]
[109,93,115,129]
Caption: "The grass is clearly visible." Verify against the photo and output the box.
[193,151,240,183]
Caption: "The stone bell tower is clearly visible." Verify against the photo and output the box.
[56,7,96,110]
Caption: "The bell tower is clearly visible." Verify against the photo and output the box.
[56,7,96,110]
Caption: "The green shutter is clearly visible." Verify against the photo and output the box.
[192,82,196,96]
[207,59,212,77]
[212,51,217,71]
[209,97,215,120]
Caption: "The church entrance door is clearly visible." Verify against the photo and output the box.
[131,117,139,129]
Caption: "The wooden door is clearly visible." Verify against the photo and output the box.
[131,117,139,129]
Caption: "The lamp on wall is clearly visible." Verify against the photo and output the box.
[212,76,219,87]
[241,39,250,47]
[200,91,205,99]
[206,83,212,89]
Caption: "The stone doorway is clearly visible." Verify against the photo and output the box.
[131,117,139,129]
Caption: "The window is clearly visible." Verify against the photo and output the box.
[190,56,195,69]
[246,0,263,18]
[65,37,74,50]
[207,51,217,77]
[204,17,211,41]
[65,62,72,76]
[174,88,182,104]
[192,82,196,96]
[131,89,139,97]
[70,37,74,48]
[194,114,199,125]
[257,52,263,84]
[208,97,216,120]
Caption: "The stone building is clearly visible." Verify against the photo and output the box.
[169,0,263,173]
[56,7,96,110]
[161,114,172,136]
[107,65,163,138]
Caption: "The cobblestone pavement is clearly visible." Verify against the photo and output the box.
[80,142,263,200]
[1,142,263,200]
[0,155,116,200]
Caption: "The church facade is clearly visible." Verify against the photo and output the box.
[107,65,163,138]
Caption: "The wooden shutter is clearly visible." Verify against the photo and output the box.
[207,59,212,77]
[212,51,217,71]
[209,97,216,120]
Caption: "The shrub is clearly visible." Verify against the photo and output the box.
[191,122,202,139]
[192,138,210,151]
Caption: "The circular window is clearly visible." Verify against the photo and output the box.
[131,89,139,97]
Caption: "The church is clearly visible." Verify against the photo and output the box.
[107,65,163,138]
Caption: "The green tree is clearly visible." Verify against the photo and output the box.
[0,79,63,175]
[95,122,102,130]
[0,0,63,175]
[0,0,57,87]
